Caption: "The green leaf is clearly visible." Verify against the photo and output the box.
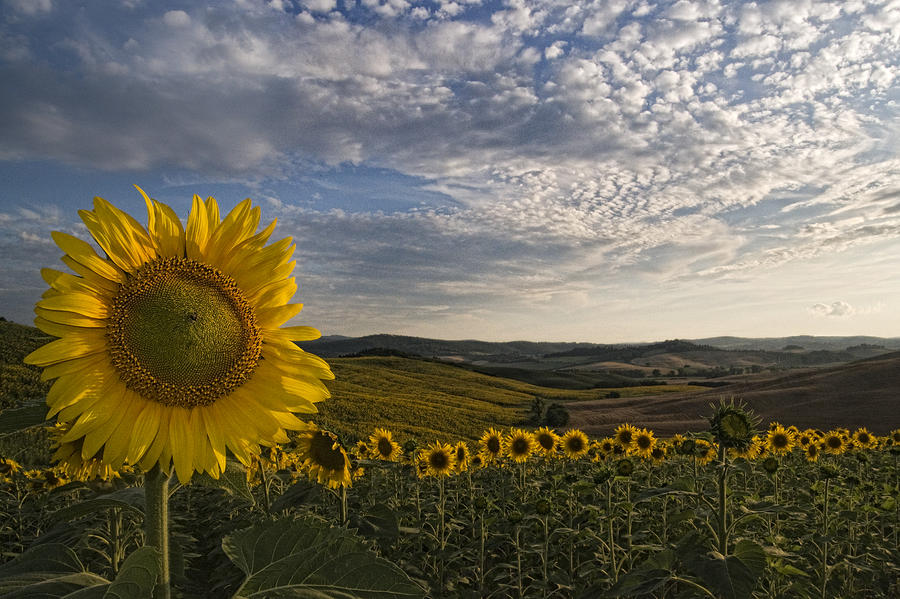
[0,400,48,435]
[192,459,255,504]
[49,488,145,524]
[350,505,400,549]
[223,516,424,598]
[685,540,767,599]
[102,547,158,599]
[0,544,110,598]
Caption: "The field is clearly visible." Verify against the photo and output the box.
[1,321,899,597]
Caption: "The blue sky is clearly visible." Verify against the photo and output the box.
[1,0,899,342]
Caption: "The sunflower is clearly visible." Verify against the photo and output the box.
[822,431,846,455]
[533,427,559,456]
[852,428,875,450]
[890,429,900,446]
[469,453,484,469]
[24,189,333,483]
[421,441,455,477]
[479,427,504,462]
[353,440,370,460]
[649,445,667,464]
[453,441,470,473]
[597,437,616,457]
[805,443,820,462]
[766,424,795,455]
[613,423,637,451]
[294,425,352,489]
[632,428,656,459]
[561,429,590,460]
[0,458,21,477]
[369,428,401,461]
[695,439,717,465]
[505,429,536,463]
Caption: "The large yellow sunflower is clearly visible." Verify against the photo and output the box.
[504,429,536,463]
[24,189,333,483]
[533,427,559,456]
[421,441,456,477]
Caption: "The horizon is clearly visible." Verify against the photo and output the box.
[2,1,900,341]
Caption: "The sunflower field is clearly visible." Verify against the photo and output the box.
[2,413,898,598]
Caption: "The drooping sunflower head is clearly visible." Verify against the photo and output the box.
[805,443,820,462]
[615,457,635,477]
[421,441,456,477]
[766,425,796,455]
[632,428,656,459]
[649,445,667,464]
[295,426,352,489]
[453,441,470,473]
[708,399,757,450]
[25,189,334,483]
[561,429,590,460]
[504,429,535,463]
[533,427,559,455]
[369,428,401,461]
[614,424,637,449]
[761,456,779,475]
[479,427,504,461]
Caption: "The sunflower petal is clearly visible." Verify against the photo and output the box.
[51,231,126,284]
[25,329,108,366]
[201,407,227,475]
[126,400,161,465]
[37,292,110,319]
[138,185,186,258]
[256,303,303,329]
[169,408,195,483]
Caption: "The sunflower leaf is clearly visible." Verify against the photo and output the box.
[0,399,48,435]
[49,488,146,524]
[102,547,158,599]
[223,516,424,599]
[0,543,110,597]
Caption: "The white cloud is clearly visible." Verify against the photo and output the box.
[162,10,190,27]
[809,301,855,317]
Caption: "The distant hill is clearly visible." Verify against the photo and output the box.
[691,335,900,352]
[566,352,900,436]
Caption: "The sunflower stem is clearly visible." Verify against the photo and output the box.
[145,465,171,599]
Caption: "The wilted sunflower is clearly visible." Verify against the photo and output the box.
[613,424,638,451]
[0,457,21,477]
[533,427,559,456]
[505,429,536,463]
[453,441,470,473]
[632,428,656,459]
[24,189,333,483]
[294,425,352,489]
[421,441,455,477]
[369,428,401,461]
[766,425,795,455]
[561,429,590,460]
[479,427,504,462]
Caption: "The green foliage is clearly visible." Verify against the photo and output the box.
[222,516,424,598]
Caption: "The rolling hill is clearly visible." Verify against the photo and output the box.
[565,352,900,436]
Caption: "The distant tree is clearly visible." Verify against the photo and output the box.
[606,391,621,399]
[528,396,545,425]
[652,369,661,377]
[544,403,569,427]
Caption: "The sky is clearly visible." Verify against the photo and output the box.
[1,0,899,343]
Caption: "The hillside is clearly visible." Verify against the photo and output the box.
[0,322,703,451]
[566,352,900,436]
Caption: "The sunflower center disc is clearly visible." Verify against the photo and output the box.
[107,257,262,407]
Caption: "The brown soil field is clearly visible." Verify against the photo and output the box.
[567,352,900,437]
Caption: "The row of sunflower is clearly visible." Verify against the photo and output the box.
[5,422,897,492]
[226,422,900,492]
